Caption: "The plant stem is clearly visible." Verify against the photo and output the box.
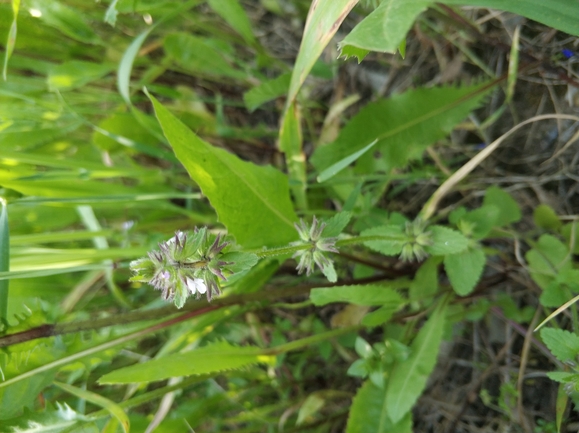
[261,324,362,355]
[0,199,9,321]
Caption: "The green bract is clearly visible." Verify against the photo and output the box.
[291,216,339,283]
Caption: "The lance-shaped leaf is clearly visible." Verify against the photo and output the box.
[279,0,359,208]
[346,381,413,433]
[442,0,579,37]
[147,92,298,248]
[385,296,448,423]
[99,341,275,384]
[311,82,495,175]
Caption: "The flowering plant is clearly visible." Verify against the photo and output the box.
[130,228,258,307]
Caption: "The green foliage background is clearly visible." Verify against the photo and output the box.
[0,0,578,432]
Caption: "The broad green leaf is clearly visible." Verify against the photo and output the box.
[99,341,275,383]
[386,296,448,422]
[459,205,499,239]
[311,284,403,307]
[526,234,571,290]
[540,328,579,363]
[441,0,579,37]
[322,211,352,237]
[444,247,485,296]
[534,204,562,231]
[243,72,291,112]
[208,0,257,46]
[164,33,246,80]
[54,381,129,433]
[339,0,431,60]
[0,349,59,419]
[29,0,101,45]
[0,200,8,319]
[311,82,494,175]
[424,226,468,256]
[48,60,113,91]
[482,186,521,226]
[346,381,412,433]
[2,0,20,80]
[147,92,299,248]
[317,139,378,182]
[361,225,406,256]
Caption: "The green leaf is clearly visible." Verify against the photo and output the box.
[322,211,352,237]
[0,347,60,419]
[409,256,440,301]
[338,0,431,57]
[444,247,485,296]
[339,45,370,62]
[386,296,448,422]
[540,328,579,363]
[482,186,521,226]
[2,0,20,80]
[459,205,499,239]
[104,0,119,26]
[48,60,113,91]
[29,0,101,44]
[118,28,153,105]
[220,251,259,274]
[279,0,359,208]
[361,304,399,327]
[346,381,413,433]
[286,0,359,104]
[208,0,257,46]
[526,234,571,290]
[147,92,298,248]
[54,381,129,433]
[534,204,562,231]
[164,33,246,80]
[310,284,403,307]
[99,341,274,384]
[424,226,468,256]
[243,72,291,111]
[311,82,493,174]
[361,225,406,256]
[355,337,373,358]
[296,393,325,426]
[317,139,378,182]
[441,0,579,36]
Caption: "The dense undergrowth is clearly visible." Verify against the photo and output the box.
[0,1,579,432]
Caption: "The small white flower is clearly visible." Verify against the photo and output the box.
[186,277,207,294]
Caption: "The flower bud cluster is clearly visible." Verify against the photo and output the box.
[291,216,339,282]
[400,218,433,262]
[130,228,240,307]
